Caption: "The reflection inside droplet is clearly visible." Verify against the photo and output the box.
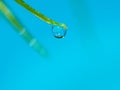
[51,25,67,39]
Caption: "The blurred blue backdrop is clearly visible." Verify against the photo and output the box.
[0,0,120,90]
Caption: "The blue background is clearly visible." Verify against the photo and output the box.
[0,0,120,90]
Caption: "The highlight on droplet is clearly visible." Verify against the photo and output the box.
[51,25,67,39]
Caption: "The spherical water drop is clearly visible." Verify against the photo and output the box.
[51,25,67,39]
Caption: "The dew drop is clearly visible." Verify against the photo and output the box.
[51,25,67,39]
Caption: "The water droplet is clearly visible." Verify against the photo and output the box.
[51,25,67,39]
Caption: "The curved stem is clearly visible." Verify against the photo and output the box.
[15,0,67,30]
